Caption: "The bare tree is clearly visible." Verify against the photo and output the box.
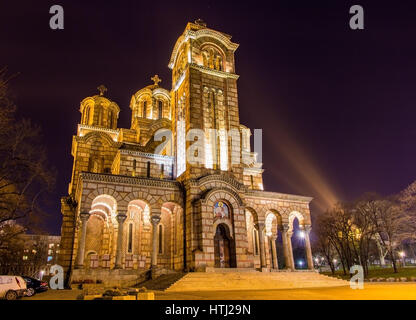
[0,68,55,253]
[352,196,379,276]
[313,212,337,274]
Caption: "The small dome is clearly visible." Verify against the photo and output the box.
[79,85,120,129]
[129,76,171,126]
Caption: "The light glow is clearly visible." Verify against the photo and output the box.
[176,119,186,176]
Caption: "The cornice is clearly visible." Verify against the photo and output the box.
[119,149,174,162]
[189,173,247,192]
[189,63,239,79]
[245,190,313,204]
[79,172,180,189]
[78,124,120,136]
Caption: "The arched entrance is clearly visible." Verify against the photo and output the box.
[214,224,232,268]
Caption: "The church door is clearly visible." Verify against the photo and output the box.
[214,224,231,268]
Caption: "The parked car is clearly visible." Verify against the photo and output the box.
[0,275,27,300]
[22,276,48,297]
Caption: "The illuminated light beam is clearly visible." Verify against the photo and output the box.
[263,124,339,212]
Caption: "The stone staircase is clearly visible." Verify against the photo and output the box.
[166,270,349,292]
[135,272,187,291]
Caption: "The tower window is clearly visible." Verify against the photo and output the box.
[133,159,137,176]
[147,161,151,178]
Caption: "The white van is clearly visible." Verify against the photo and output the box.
[0,276,27,300]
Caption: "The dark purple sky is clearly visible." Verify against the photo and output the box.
[1,0,416,234]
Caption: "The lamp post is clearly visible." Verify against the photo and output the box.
[399,251,406,267]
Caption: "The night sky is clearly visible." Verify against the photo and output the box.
[1,1,416,234]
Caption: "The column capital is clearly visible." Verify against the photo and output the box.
[151,215,161,226]
[116,213,127,224]
[303,225,312,233]
[281,224,290,232]
[255,222,265,231]
[79,212,90,221]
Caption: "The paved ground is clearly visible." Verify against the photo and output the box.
[22,283,416,300]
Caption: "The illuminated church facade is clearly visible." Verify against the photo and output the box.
[58,21,313,284]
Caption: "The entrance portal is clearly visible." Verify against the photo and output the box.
[214,224,232,268]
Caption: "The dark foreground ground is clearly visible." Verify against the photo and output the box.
[22,283,416,300]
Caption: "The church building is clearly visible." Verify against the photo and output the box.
[58,21,314,285]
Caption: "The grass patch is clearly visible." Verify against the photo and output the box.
[322,267,416,280]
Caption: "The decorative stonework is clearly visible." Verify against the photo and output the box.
[189,63,239,79]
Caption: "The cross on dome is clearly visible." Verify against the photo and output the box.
[194,18,207,27]
[151,75,161,86]
[97,85,107,96]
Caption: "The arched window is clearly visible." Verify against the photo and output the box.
[132,159,137,176]
[85,107,90,125]
[201,47,224,71]
[143,101,147,118]
[146,161,151,178]
[158,224,163,254]
[158,100,163,119]
[127,223,133,253]
[98,108,103,126]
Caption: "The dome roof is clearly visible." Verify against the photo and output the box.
[130,75,170,103]
[80,85,120,113]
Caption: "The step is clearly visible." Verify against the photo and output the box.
[166,271,349,292]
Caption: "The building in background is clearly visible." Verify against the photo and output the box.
[20,234,61,278]
[0,234,60,278]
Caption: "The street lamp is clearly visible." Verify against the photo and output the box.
[298,231,305,239]
[399,251,406,267]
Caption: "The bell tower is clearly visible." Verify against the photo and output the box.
[169,20,243,181]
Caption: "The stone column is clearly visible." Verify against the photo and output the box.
[304,225,314,270]
[114,213,127,269]
[255,223,266,269]
[287,231,295,270]
[151,215,161,268]
[75,212,90,269]
[271,236,279,270]
[281,224,294,270]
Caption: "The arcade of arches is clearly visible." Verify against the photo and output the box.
[63,179,313,279]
